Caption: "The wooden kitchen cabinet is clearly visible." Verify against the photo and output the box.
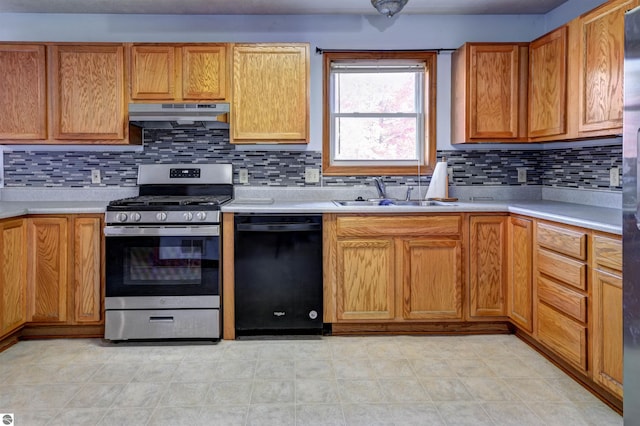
[49,44,126,141]
[28,217,69,323]
[402,238,463,320]
[507,216,533,332]
[327,214,463,324]
[0,44,47,140]
[73,216,103,323]
[336,238,395,320]
[528,26,568,139]
[0,219,28,337]
[130,44,228,101]
[231,43,309,143]
[469,215,508,318]
[27,214,103,325]
[575,0,637,137]
[591,233,623,398]
[451,43,529,144]
[535,221,589,372]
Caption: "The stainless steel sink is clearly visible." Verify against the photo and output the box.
[333,199,453,207]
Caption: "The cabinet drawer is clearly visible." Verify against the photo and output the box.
[538,276,587,322]
[537,222,587,260]
[538,303,587,370]
[593,234,622,273]
[537,248,586,290]
[336,215,461,238]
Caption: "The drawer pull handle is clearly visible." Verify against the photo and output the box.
[149,316,174,323]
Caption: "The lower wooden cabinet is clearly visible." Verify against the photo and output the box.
[507,216,533,332]
[27,214,103,325]
[592,233,623,398]
[469,215,507,318]
[327,214,463,323]
[336,238,395,321]
[535,220,589,372]
[0,219,28,337]
[28,217,69,322]
[402,239,462,320]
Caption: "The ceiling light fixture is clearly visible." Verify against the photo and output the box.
[371,0,408,17]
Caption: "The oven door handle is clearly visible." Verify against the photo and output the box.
[104,225,220,237]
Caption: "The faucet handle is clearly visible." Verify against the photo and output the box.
[405,186,414,201]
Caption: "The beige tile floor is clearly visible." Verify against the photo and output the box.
[0,334,622,426]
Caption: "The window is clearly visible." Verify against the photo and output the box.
[322,51,437,176]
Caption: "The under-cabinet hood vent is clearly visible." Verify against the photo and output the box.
[128,103,230,130]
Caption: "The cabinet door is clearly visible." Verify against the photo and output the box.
[402,239,463,320]
[577,0,636,135]
[231,43,309,143]
[507,217,533,332]
[336,239,394,320]
[468,44,524,139]
[28,217,69,323]
[73,216,103,323]
[529,26,568,138]
[182,45,227,100]
[469,216,507,317]
[0,45,47,140]
[0,219,27,336]
[50,45,125,140]
[130,45,177,100]
[592,269,623,398]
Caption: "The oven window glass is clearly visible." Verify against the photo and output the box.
[125,238,208,285]
[106,235,219,297]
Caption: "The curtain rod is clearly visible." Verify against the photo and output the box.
[315,47,457,54]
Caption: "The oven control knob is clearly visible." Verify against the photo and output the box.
[309,310,318,320]
[116,213,128,222]
[183,212,194,221]
[196,211,207,221]
[130,212,141,222]
[156,212,168,222]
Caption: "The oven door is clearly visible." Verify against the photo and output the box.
[104,225,220,299]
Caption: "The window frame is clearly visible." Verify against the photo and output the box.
[322,50,437,176]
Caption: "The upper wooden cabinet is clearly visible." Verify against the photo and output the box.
[0,44,47,140]
[130,44,228,101]
[451,43,529,144]
[528,26,568,140]
[574,0,637,137]
[231,43,309,144]
[50,44,126,141]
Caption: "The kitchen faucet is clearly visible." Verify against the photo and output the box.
[372,177,387,199]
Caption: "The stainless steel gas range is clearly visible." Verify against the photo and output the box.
[103,163,232,341]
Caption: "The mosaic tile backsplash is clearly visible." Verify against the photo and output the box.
[2,129,623,191]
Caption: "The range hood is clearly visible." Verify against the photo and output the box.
[128,103,230,130]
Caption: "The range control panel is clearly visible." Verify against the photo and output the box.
[169,168,201,179]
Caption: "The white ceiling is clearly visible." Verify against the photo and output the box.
[0,0,570,15]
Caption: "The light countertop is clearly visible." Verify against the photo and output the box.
[0,198,620,235]
[0,201,108,220]
[223,199,621,235]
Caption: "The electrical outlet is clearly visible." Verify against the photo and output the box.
[238,169,249,184]
[447,167,453,180]
[517,168,527,183]
[91,169,101,184]
[305,168,320,183]
[610,167,620,187]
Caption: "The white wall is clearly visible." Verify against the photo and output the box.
[0,0,607,151]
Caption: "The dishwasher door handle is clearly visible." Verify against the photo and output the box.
[236,223,321,232]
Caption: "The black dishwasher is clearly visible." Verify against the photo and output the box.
[234,214,323,335]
